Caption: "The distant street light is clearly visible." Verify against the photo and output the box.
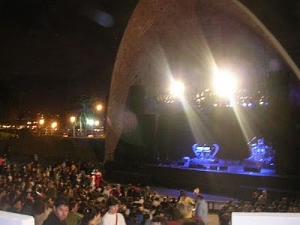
[94,120,100,126]
[70,116,76,137]
[51,122,57,135]
[96,103,105,135]
[86,118,95,136]
[51,122,57,129]
[39,118,45,136]
[96,104,103,112]
[39,119,45,126]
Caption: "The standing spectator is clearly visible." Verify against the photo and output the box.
[33,153,39,166]
[95,169,102,189]
[0,155,4,175]
[90,171,96,190]
[177,191,195,220]
[177,190,185,202]
[258,190,269,204]
[102,196,126,225]
[251,191,259,205]
[194,195,207,225]
[43,196,70,225]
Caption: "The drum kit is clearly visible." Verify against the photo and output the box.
[248,137,275,164]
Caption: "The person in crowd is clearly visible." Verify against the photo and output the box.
[0,155,5,175]
[32,199,49,225]
[257,189,269,204]
[78,204,102,225]
[43,196,70,225]
[177,190,185,202]
[95,169,102,189]
[45,181,58,199]
[193,188,200,196]
[194,195,207,225]
[141,213,151,225]
[9,196,24,213]
[141,186,151,199]
[67,200,83,225]
[45,197,55,215]
[177,191,195,220]
[151,191,160,201]
[251,190,259,205]
[102,184,112,197]
[102,196,126,225]
[110,183,123,198]
[150,216,167,225]
[0,198,11,211]
[1,154,300,225]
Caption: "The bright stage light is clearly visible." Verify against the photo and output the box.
[169,80,185,99]
[213,70,238,99]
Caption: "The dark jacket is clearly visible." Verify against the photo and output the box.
[43,212,67,225]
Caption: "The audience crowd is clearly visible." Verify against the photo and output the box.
[0,154,299,225]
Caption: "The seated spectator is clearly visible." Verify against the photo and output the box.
[67,200,83,225]
[151,216,167,225]
[77,204,101,225]
[9,196,24,213]
[141,213,151,225]
[32,199,49,225]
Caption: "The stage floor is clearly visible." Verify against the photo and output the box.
[176,165,277,176]
[172,157,278,177]
[107,159,300,201]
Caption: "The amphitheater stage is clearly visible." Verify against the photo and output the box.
[106,159,300,201]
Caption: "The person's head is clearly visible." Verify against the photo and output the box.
[47,197,55,208]
[196,194,204,202]
[180,190,187,199]
[12,197,24,212]
[69,200,79,213]
[32,199,46,216]
[151,216,167,225]
[53,197,70,221]
[0,198,11,211]
[106,196,120,214]
[81,205,101,225]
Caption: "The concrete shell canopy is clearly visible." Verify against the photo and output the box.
[104,0,300,162]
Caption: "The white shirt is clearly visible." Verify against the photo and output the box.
[101,212,126,225]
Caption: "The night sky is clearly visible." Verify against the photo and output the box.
[0,0,299,119]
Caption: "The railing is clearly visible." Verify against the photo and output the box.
[207,200,228,213]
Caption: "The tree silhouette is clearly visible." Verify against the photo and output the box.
[76,95,98,136]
